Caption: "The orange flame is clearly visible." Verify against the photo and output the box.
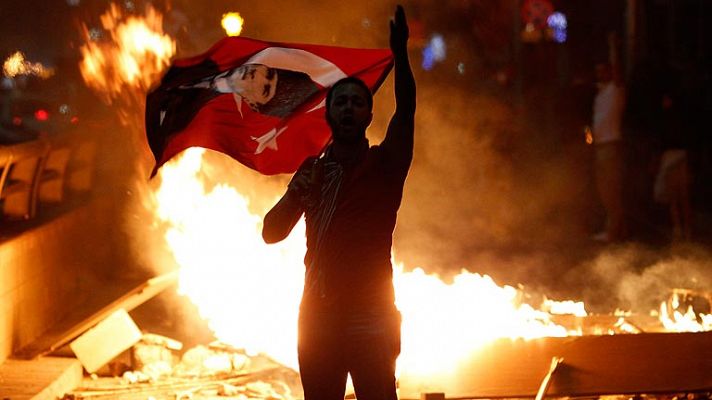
[152,149,585,376]
[584,125,593,145]
[78,3,175,104]
[659,290,712,332]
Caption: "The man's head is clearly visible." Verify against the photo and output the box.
[227,64,278,109]
[325,77,373,143]
[227,64,319,117]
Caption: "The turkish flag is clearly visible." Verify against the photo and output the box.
[145,37,393,177]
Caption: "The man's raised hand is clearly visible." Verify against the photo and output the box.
[390,5,409,55]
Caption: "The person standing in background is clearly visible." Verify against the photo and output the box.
[591,32,627,242]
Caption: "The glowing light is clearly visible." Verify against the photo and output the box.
[659,301,712,332]
[153,149,305,369]
[659,290,712,332]
[421,34,446,71]
[585,126,593,145]
[542,298,587,317]
[422,48,435,71]
[394,267,572,377]
[547,12,567,43]
[552,30,567,43]
[457,62,465,75]
[2,51,55,79]
[547,12,567,29]
[34,109,49,121]
[221,12,244,37]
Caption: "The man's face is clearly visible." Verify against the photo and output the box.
[327,82,372,143]
[228,64,278,108]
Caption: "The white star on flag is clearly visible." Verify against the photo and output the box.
[252,126,288,154]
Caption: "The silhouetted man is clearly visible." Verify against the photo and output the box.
[261,5,415,400]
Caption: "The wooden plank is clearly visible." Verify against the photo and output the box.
[0,356,82,399]
[398,331,712,398]
[15,272,178,360]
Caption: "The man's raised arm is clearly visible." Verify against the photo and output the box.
[381,5,416,161]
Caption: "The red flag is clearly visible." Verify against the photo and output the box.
[145,37,393,176]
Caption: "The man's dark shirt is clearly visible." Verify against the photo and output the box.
[300,140,411,314]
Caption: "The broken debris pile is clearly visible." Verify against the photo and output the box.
[64,337,302,400]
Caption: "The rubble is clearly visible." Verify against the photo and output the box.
[64,339,301,400]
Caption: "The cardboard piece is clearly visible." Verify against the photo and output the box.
[70,309,142,373]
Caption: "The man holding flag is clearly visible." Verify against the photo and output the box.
[146,4,414,400]
[261,6,414,400]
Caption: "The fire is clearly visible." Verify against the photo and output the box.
[658,290,712,332]
[394,267,572,376]
[542,298,587,317]
[154,148,306,369]
[221,12,245,37]
[584,125,594,145]
[78,2,711,390]
[78,3,174,105]
[2,51,55,79]
[152,149,583,376]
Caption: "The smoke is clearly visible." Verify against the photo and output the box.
[559,242,712,313]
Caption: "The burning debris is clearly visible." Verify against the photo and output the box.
[64,335,301,400]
